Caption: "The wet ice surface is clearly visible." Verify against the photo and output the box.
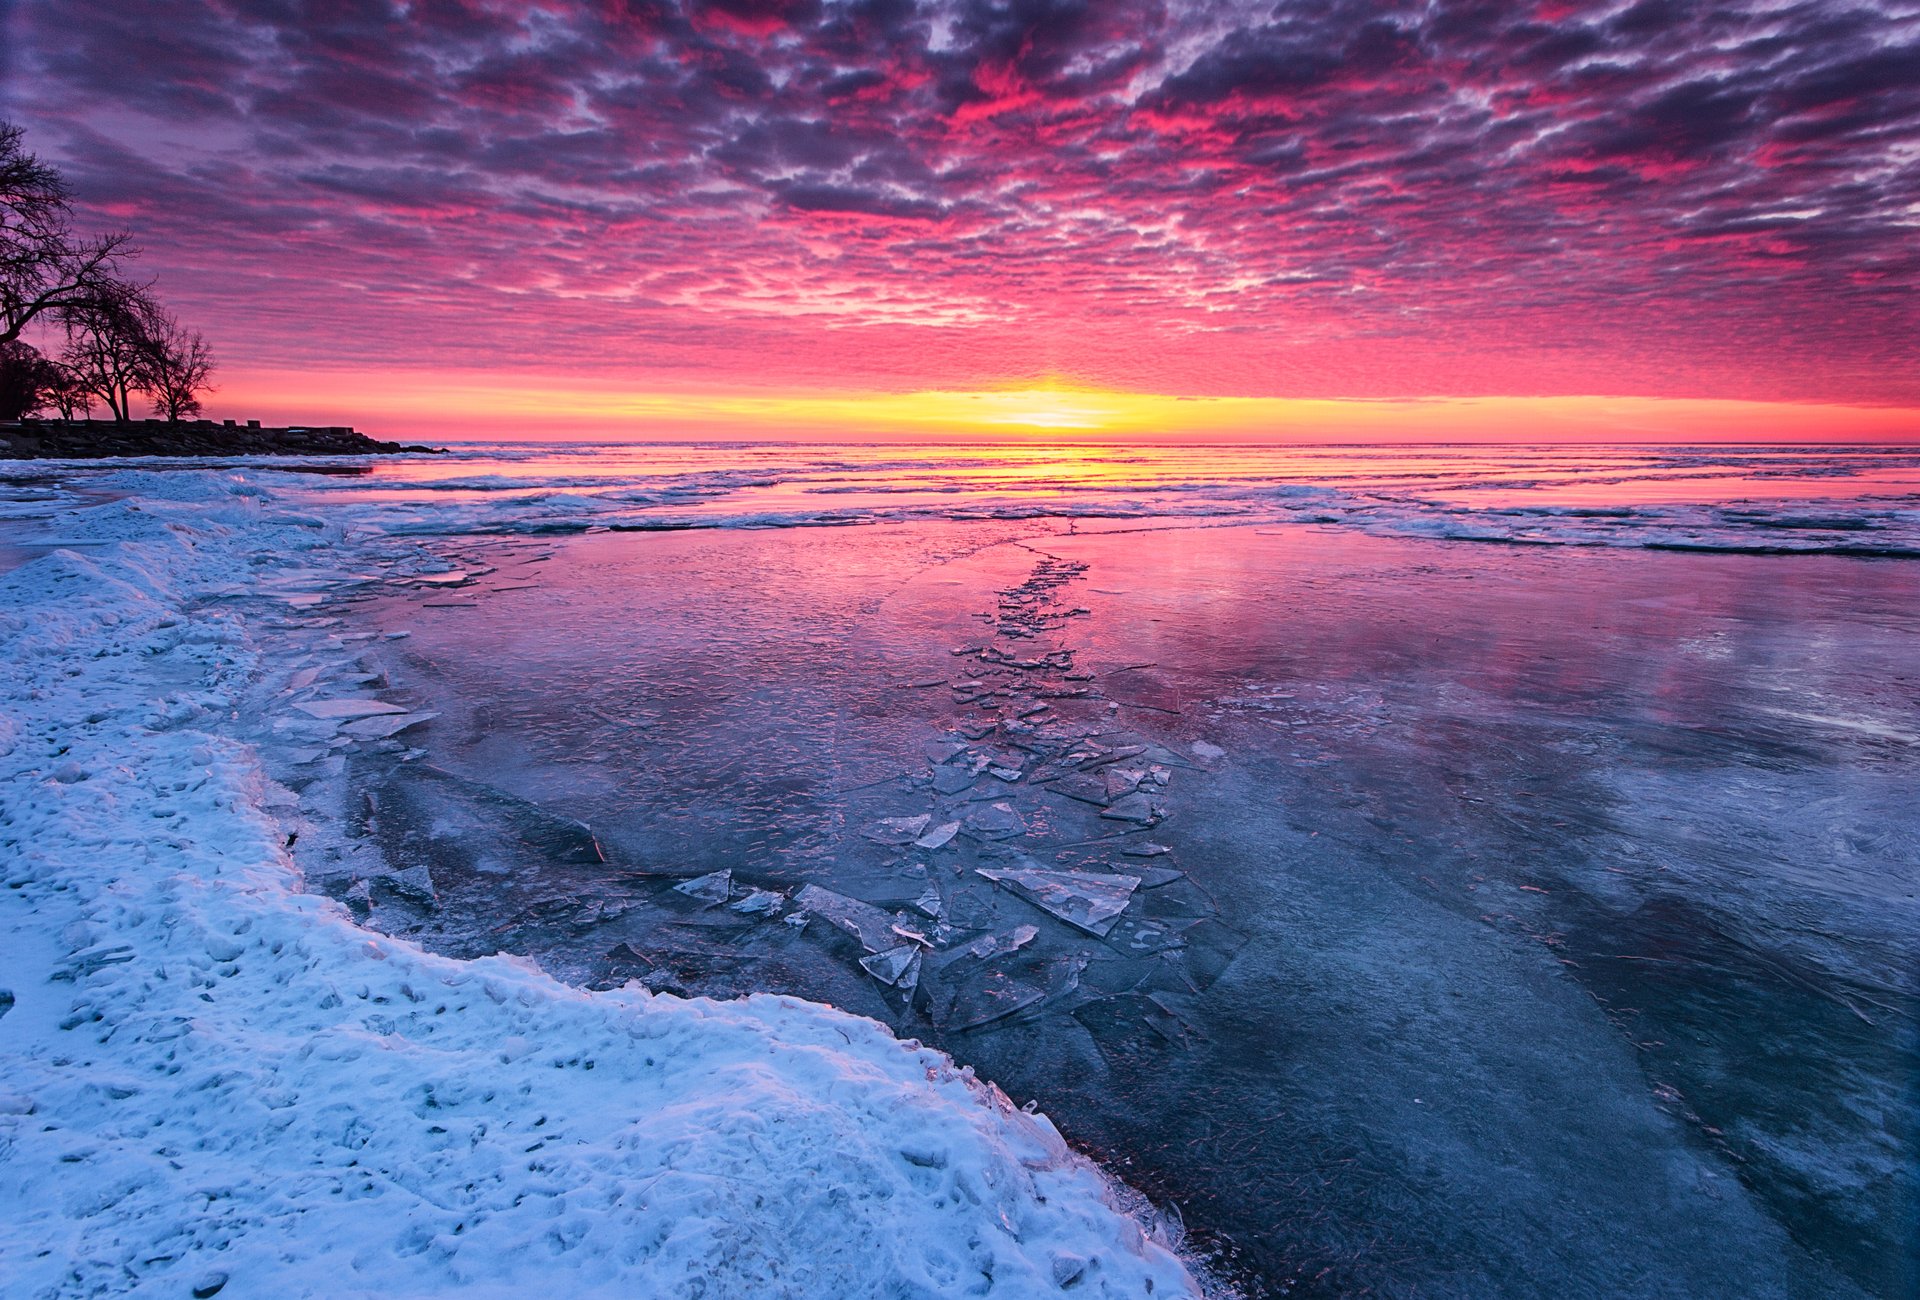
[279,511,1918,1299]
[281,440,1920,557]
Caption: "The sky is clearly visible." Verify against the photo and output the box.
[5,0,1919,440]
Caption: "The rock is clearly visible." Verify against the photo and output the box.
[192,1272,229,1298]
[0,418,442,460]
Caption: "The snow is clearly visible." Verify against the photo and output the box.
[0,474,1202,1298]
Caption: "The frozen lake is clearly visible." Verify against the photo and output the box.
[259,441,1913,1298]
[8,441,1913,1296]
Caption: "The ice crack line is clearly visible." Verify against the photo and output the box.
[804,549,1248,1047]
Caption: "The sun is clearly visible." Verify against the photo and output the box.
[970,388,1114,430]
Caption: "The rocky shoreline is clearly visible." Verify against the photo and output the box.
[0,418,442,459]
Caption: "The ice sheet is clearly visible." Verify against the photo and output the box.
[0,474,1204,1300]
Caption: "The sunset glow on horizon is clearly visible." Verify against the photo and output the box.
[212,370,1920,443]
[7,1,1917,438]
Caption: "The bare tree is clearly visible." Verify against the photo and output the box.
[145,310,216,421]
[1,121,129,345]
[0,339,63,420]
[41,360,94,419]
[60,280,161,422]
[4,122,218,424]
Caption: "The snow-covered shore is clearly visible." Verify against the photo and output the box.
[0,474,1203,1298]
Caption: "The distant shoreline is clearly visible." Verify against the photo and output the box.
[0,418,443,459]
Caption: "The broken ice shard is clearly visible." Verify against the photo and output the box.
[932,766,976,795]
[1073,991,1196,1057]
[915,820,961,850]
[339,711,437,739]
[934,967,1048,1031]
[933,950,1087,1032]
[944,924,1039,963]
[865,814,932,845]
[923,739,966,765]
[859,944,923,990]
[965,801,1026,839]
[1102,914,1190,954]
[792,884,900,953]
[727,888,784,916]
[293,698,409,720]
[975,866,1141,937]
[1179,918,1251,991]
[890,921,934,948]
[1100,793,1159,825]
[673,869,732,907]
[1048,773,1110,805]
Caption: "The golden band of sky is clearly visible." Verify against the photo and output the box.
[214,370,1920,443]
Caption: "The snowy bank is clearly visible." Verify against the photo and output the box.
[0,476,1202,1298]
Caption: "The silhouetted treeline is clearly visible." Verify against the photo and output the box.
[1,121,216,422]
